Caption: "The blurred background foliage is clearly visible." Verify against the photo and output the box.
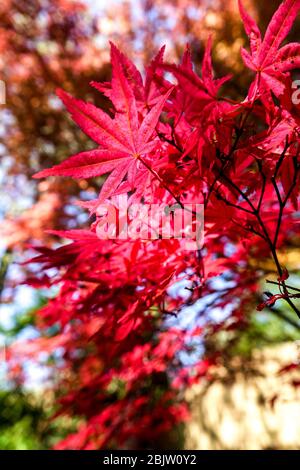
[0,0,299,449]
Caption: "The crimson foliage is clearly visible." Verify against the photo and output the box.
[14,0,300,449]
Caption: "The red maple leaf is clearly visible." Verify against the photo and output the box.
[34,43,173,202]
[239,0,300,97]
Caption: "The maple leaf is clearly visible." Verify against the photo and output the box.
[161,39,230,108]
[239,0,300,97]
[162,53,206,104]
[92,42,167,108]
[91,42,144,104]
[34,43,173,202]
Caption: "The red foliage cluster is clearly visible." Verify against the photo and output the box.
[13,0,300,449]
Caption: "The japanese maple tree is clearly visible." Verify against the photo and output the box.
[10,0,300,449]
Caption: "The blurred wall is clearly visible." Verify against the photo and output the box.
[185,342,300,450]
